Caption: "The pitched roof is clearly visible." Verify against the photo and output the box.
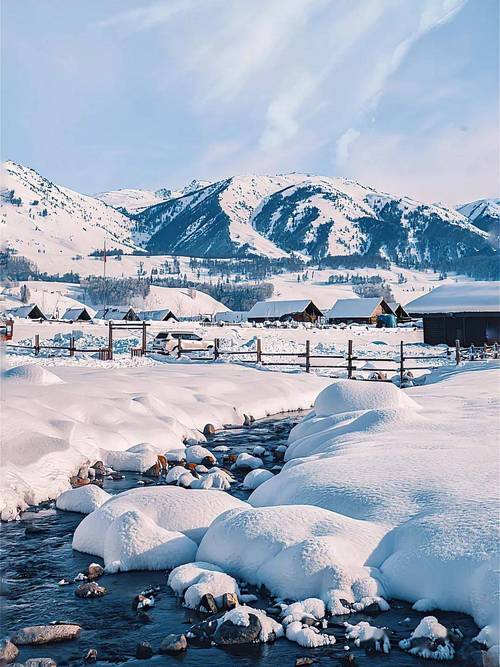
[137,309,177,321]
[405,282,500,314]
[8,304,45,319]
[325,297,388,319]
[247,299,320,319]
[62,307,92,320]
[214,310,248,323]
[94,307,136,320]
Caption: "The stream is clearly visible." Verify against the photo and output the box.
[1,414,481,666]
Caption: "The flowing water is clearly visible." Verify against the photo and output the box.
[1,414,481,666]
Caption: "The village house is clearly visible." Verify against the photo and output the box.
[406,282,500,346]
[137,309,178,322]
[8,303,46,320]
[387,301,411,322]
[325,297,395,325]
[94,306,139,321]
[246,299,323,324]
[214,311,248,324]
[61,306,93,322]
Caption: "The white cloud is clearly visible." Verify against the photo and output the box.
[335,128,361,165]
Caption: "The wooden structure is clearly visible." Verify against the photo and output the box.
[214,310,248,324]
[137,309,178,322]
[325,298,394,325]
[8,303,46,320]
[94,306,139,321]
[247,299,323,323]
[387,302,411,322]
[406,282,500,346]
[61,306,93,322]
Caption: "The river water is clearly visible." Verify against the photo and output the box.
[1,414,481,666]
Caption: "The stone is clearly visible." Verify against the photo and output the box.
[203,423,216,438]
[11,624,81,645]
[86,563,104,580]
[69,477,90,488]
[133,594,154,611]
[159,633,187,654]
[199,593,218,614]
[83,649,97,663]
[75,582,106,598]
[296,659,314,667]
[213,612,262,645]
[143,462,161,478]
[340,655,357,666]
[243,414,252,427]
[135,642,153,659]
[91,461,106,478]
[109,472,124,481]
[0,639,19,663]
[157,455,168,471]
[24,660,57,667]
[201,456,215,468]
[222,592,239,611]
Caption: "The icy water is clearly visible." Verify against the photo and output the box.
[1,414,481,666]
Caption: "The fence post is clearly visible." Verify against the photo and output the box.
[213,338,219,361]
[142,321,147,354]
[399,340,404,387]
[69,335,75,357]
[34,334,40,355]
[108,322,113,361]
[305,340,311,373]
[177,337,182,359]
[494,342,498,360]
[455,339,461,365]
[256,338,262,364]
[347,339,353,379]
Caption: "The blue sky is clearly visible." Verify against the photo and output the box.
[2,0,498,205]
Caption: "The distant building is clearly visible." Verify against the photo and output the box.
[61,306,93,322]
[214,311,247,324]
[387,302,411,322]
[247,299,323,323]
[325,298,394,325]
[8,303,46,320]
[94,307,139,321]
[137,309,178,322]
[405,282,500,346]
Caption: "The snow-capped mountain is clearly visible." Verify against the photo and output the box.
[457,198,500,246]
[96,179,213,215]
[139,173,492,263]
[1,161,140,267]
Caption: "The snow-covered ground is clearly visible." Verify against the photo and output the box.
[0,357,330,521]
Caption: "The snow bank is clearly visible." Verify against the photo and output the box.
[249,366,500,645]
[215,606,283,643]
[285,621,335,647]
[72,486,247,570]
[243,469,274,490]
[168,562,239,609]
[56,485,111,514]
[399,616,455,660]
[345,621,390,654]
[1,360,329,519]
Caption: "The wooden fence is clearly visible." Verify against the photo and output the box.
[4,333,498,386]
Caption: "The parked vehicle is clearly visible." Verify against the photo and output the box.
[151,331,214,355]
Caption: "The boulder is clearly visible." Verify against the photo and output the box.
[91,461,106,478]
[0,639,19,663]
[75,582,106,598]
[296,659,314,667]
[83,649,97,663]
[24,660,57,667]
[11,624,81,645]
[213,612,262,645]
[222,592,239,611]
[159,633,187,654]
[199,593,218,614]
[203,424,216,438]
[143,462,161,478]
[86,563,104,580]
[69,477,90,488]
[135,642,153,659]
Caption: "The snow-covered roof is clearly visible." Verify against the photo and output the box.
[325,298,389,319]
[8,304,46,319]
[247,299,320,319]
[62,307,91,320]
[405,282,500,314]
[214,310,248,323]
[94,307,137,320]
[137,309,177,321]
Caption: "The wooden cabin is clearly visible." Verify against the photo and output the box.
[247,299,323,323]
[406,282,500,346]
[94,307,139,321]
[325,298,394,325]
[8,303,46,320]
[387,302,411,323]
[62,307,93,322]
[137,309,178,322]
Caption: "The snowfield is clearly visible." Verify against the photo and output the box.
[0,358,330,520]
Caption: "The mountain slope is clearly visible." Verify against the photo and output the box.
[457,198,500,247]
[1,161,140,269]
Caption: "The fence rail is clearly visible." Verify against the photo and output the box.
[4,332,498,386]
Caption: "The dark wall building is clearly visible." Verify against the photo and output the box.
[406,283,500,346]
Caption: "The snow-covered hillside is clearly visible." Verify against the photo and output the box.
[457,198,500,245]
[1,161,139,266]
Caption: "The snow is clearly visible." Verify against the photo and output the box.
[405,281,500,314]
[233,453,263,469]
[399,616,455,660]
[247,299,318,319]
[185,445,215,465]
[325,297,388,319]
[285,621,335,647]
[1,358,329,519]
[344,621,390,653]
[56,485,111,514]
[281,598,325,625]
[168,562,239,609]
[72,486,248,560]
[243,469,274,490]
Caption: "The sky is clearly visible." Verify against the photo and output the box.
[1,0,498,206]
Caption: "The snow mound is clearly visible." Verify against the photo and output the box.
[282,598,325,625]
[72,486,248,560]
[285,621,335,647]
[3,364,64,386]
[197,504,385,605]
[104,447,158,473]
[186,445,215,464]
[314,379,416,417]
[399,616,455,660]
[216,606,284,643]
[104,510,197,572]
[233,453,263,469]
[345,621,390,654]
[56,485,111,514]
[243,468,274,490]
[168,562,239,609]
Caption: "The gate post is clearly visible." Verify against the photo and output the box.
[34,334,40,355]
[108,321,113,360]
[256,338,262,364]
[455,339,461,365]
[399,340,404,387]
[305,340,310,373]
[213,338,219,361]
[347,339,353,379]
[177,337,182,359]
[142,321,146,354]
[69,335,75,357]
